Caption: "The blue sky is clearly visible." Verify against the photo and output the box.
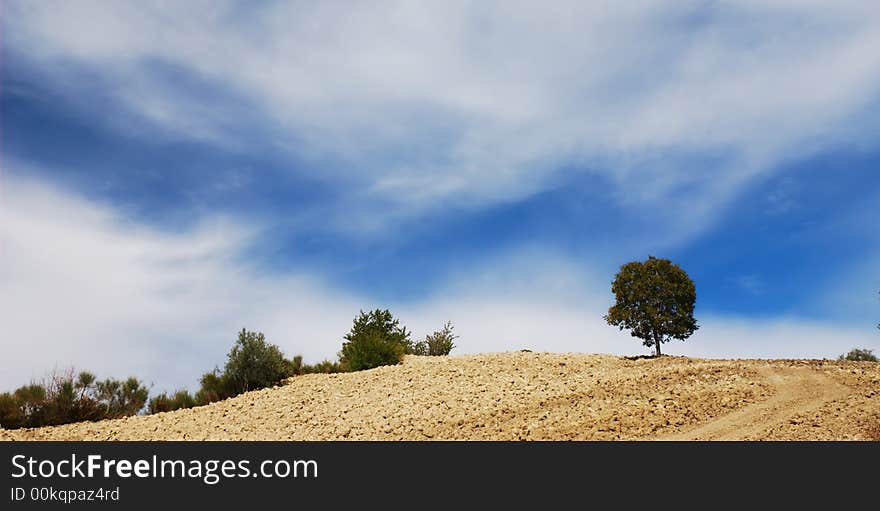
[2,1,879,392]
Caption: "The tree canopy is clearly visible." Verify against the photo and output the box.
[605,256,698,357]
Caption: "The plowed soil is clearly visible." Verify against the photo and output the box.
[2,353,878,441]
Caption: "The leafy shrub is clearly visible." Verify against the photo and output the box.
[223,328,289,395]
[14,383,49,425]
[94,377,151,419]
[147,394,171,414]
[839,348,878,362]
[340,330,406,371]
[148,390,196,414]
[195,369,228,405]
[288,356,345,375]
[287,355,304,376]
[171,389,196,408]
[339,309,412,371]
[304,360,344,374]
[423,321,457,356]
[0,393,24,429]
[190,328,289,406]
[0,369,148,429]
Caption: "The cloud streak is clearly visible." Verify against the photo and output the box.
[6,0,880,241]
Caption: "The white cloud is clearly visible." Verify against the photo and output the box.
[6,0,880,241]
[0,175,364,391]
[2,176,875,392]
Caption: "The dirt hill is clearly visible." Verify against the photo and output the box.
[2,352,878,441]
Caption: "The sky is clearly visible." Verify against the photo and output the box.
[2,0,879,393]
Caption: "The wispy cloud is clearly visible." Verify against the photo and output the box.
[0,174,363,390]
[6,0,880,241]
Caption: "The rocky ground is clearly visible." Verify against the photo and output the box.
[2,352,878,441]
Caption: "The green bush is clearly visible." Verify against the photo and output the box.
[194,369,228,405]
[0,369,148,429]
[94,377,150,419]
[839,348,878,362]
[223,328,289,395]
[2,327,308,425]
[149,389,196,414]
[287,355,304,376]
[190,328,289,406]
[304,360,345,374]
[340,330,406,371]
[0,392,24,429]
[14,383,49,425]
[148,394,171,414]
[423,321,457,356]
[287,356,345,375]
[339,309,412,371]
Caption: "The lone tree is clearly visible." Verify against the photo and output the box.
[604,256,698,357]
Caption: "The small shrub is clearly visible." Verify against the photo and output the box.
[195,370,228,405]
[340,330,406,371]
[223,328,289,395]
[339,309,412,371]
[93,377,150,419]
[0,369,148,429]
[148,394,171,414]
[287,355,304,376]
[291,358,345,375]
[191,328,289,406]
[14,383,48,425]
[410,340,428,356]
[149,389,196,414]
[170,389,196,409]
[839,348,878,362]
[305,360,345,374]
[424,321,457,356]
[0,393,24,429]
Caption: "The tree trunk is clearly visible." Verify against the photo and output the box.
[654,333,662,357]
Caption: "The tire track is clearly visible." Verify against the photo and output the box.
[661,366,851,441]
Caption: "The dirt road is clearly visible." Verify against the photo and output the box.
[662,366,853,440]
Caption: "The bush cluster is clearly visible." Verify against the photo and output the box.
[412,321,457,356]
[0,370,148,429]
[337,309,457,370]
[147,389,196,414]
[287,356,344,375]
[339,309,413,371]
[1,310,458,429]
[839,348,878,362]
